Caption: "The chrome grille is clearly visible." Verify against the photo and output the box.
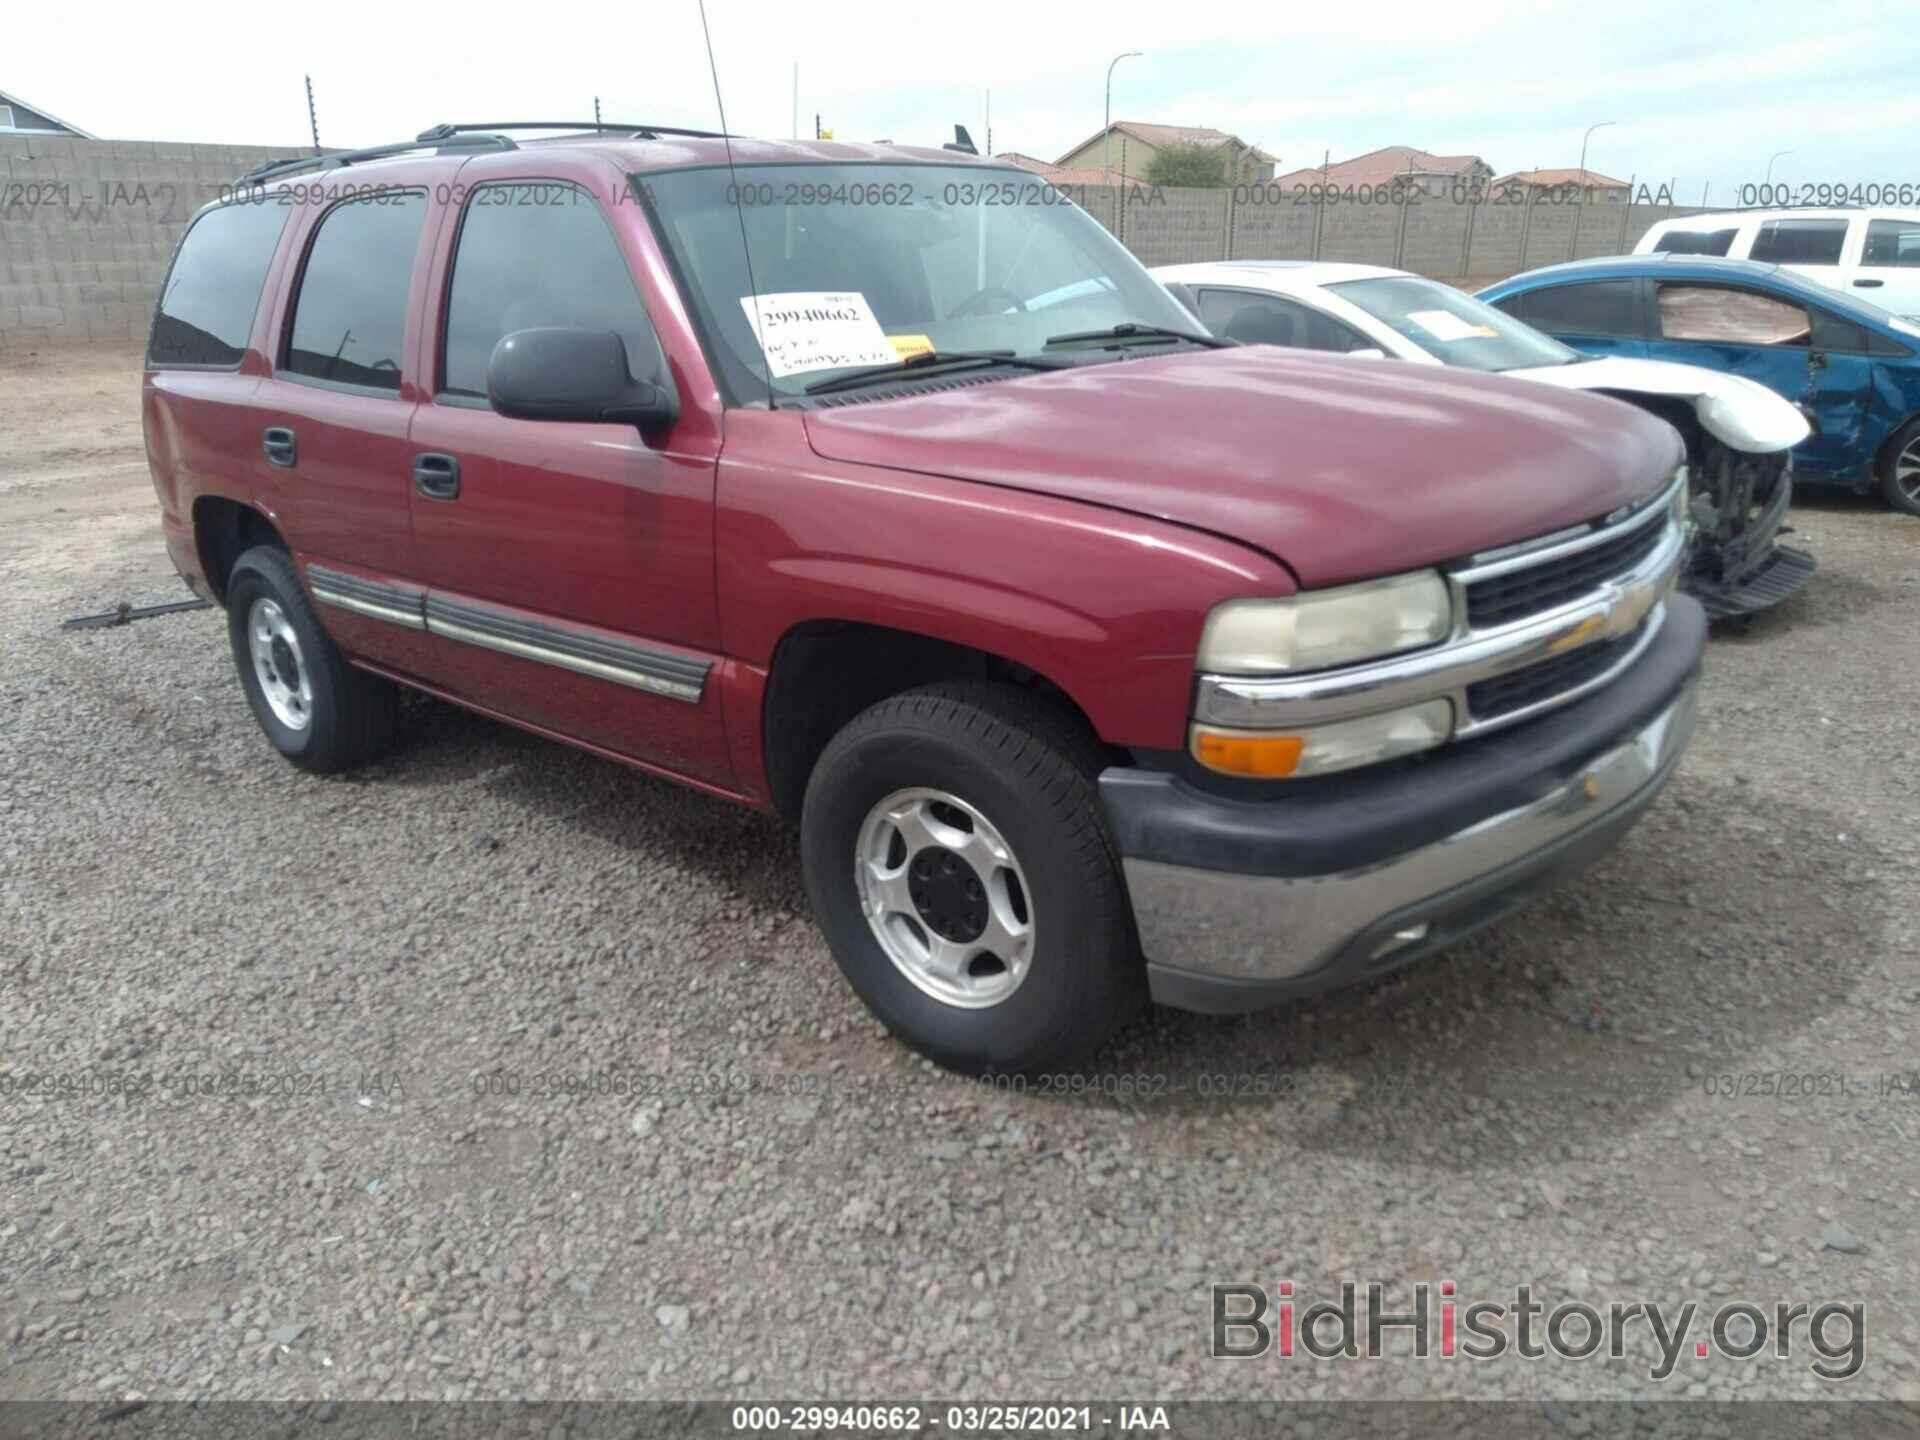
[1194,469,1688,744]
[1445,476,1682,729]
[1466,628,1643,721]
[1465,519,1665,630]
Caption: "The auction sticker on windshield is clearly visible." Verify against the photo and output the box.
[1407,309,1498,342]
[741,292,897,377]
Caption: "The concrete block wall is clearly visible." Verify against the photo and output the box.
[0,136,310,349]
[1,143,1714,349]
[1088,181,1707,284]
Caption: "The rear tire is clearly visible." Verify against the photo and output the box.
[226,545,398,773]
[801,682,1143,1075]
[1880,418,1920,517]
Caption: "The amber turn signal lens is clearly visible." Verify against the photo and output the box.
[1190,730,1305,778]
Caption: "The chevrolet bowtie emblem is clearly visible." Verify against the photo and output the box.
[1583,773,1602,801]
[1548,613,1606,654]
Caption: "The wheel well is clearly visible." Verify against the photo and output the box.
[761,621,1115,821]
[1595,391,1704,461]
[193,498,287,604]
[1871,411,1920,481]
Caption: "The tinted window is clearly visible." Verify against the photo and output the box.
[1649,226,1738,257]
[1195,289,1370,352]
[1749,218,1846,265]
[285,192,428,391]
[148,200,289,367]
[1656,284,1810,346]
[1863,219,1920,268]
[443,183,661,398]
[1812,309,1870,354]
[1518,280,1639,337]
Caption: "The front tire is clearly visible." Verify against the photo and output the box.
[801,682,1144,1074]
[1880,418,1920,517]
[226,545,397,773]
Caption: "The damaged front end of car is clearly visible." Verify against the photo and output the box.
[1596,383,1816,620]
[1683,442,1816,617]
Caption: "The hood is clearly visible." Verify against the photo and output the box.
[802,348,1683,589]
[1506,355,1810,453]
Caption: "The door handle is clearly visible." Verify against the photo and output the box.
[413,452,461,500]
[1853,278,1885,288]
[262,426,297,468]
[1808,350,1828,372]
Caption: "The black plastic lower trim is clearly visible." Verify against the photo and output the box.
[1692,544,1816,619]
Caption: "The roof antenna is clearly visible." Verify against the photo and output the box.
[305,74,321,155]
[696,0,774,409]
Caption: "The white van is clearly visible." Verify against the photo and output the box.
[1633,210,1920,319]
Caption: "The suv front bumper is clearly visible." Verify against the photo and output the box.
[1099,594,1706,1014]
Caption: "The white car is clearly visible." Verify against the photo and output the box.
[1633,209,1920,319]
[1150,260,1816,618]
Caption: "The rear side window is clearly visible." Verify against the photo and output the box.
[1812,310,1871,354]
[148,200,290,367]
[441,182,658,398]
[1649,226,1738,257]
[284,192,429,391]
[1657,284,1810,346]
[1195,288,1370,352]
[1517,280,1639,337]
[1863,219,1920,268]
[1749,218,1846,266]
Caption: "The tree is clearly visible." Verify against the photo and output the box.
[1146,142,1230,188]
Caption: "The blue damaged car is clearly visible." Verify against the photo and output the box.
[1480,256,1920,517]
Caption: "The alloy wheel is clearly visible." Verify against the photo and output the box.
[854,787,1035,1009]
[246,596,312,732]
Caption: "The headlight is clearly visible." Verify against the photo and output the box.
[1197,570,1452,675]
[1191,699,1453,780]
[1666,468,1697,541]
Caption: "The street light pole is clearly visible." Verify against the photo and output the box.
[1570,119,1616,260]
[1103,51,1143,187]
[1765,149,1794,189]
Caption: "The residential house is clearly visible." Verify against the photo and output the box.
[995,151,1147,187]
[1272,145,1492,197]
[0,88,93,138]
[1052,122,1277,186]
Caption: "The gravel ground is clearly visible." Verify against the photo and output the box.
[3,347,1918,1411]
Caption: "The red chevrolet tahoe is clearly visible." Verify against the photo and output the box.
[143,125,1704,1073]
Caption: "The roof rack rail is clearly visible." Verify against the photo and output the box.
[233,132,518,187]
[415,121,732,143]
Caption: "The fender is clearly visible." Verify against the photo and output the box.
[713,411,1287,754]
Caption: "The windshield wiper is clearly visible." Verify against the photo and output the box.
[803,350,1068,396]
[1043,322,1236,351]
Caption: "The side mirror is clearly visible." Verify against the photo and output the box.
[487,327,679,432]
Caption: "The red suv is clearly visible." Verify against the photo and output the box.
[144,124,1704,1073]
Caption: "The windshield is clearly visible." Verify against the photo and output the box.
[1327,276,1582,372]
[637,164,1204,402]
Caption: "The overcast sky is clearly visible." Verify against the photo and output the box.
[13,0,1915,202]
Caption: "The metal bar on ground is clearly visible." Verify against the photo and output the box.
[61,599,213,631]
